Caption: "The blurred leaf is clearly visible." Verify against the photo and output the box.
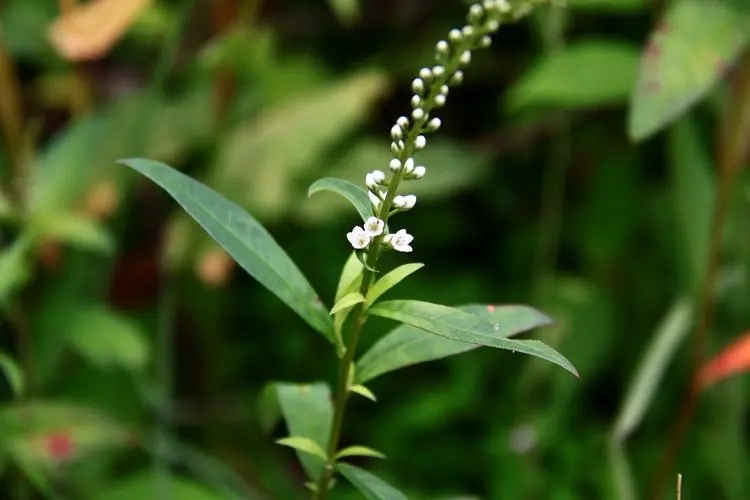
[628,0,750,141]
[612,298,692,442]
[505,40,639,111]
[336,252,363,303]
[330,292,365,315]
[47,0,153,61]
[367,300,577,377]
[93,471,229,500]
[696,331,750,390]
[0,402,133,476]
[211,71,388,221]
[276,436,328,460]
[0,188,15,220]
[365,263,424,307]
[565,0,647,12]
[0,351,24,397]
[335,446,385,460]
[121,158,335,342]
[669,117,715,292]
[266,383,332,482]
[337,463,407,500]
[0,235,34,305]
[63,305,149,372]
[0,1,59,62]
[357,304,554,383]
[608,441,636,500]
[32,214,113,253]
[308,178,374,222]
[350,384,376,402]
[327,0,361,26]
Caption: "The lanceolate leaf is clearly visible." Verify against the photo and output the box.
[368,300,577,377]
[335,446,386,460]
[308,178,373,222]
[274,383,333,482]
[337,463,407,500]
[276,436,328,460]
[357,303,554,383]
[0,352,24,397]
[628,0,750,141]
[330,292,365,315]
[120,159,334,342]
[365,263,424,307]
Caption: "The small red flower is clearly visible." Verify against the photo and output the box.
[44,432,75,461]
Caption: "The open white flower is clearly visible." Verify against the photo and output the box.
[363,217,385,237]
[346,226,371,250]
[384,229,414,253]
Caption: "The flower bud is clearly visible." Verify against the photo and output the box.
[426,117,441,132]
[436,40,450,55]
[419,67,432,80]
[403,158,415,174]
[397,116,410,129]
[390,124,403,140]
[411,95,422,109]
[462,26,474,38]
[412,108,425,121]
[432,65,446,78]
[434,94,447,107]
[479,35,492,48]
[459,50,472,65]
[486,19,500,32]
[412,165,426,179]
[468,4,484,24]
[451,70,464,86]
[412,78,425,95]
[414,135,426,150]
[391,141,404,155]
[449,29,463,43]
[389,159,403,171]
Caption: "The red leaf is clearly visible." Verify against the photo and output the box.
[695,331,750,391]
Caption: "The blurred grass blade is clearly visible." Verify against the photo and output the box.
[609,441,637,500]
[0,351,24,397]
[505,40,639,111]
[337,463,407,500]
[0,235,34,305]
[271,383,333,482]
[308,178,374,222]
[365,263,424,307]
[32,213,113,254]
[669,117,715,292]
[612,298,692,442]
[695,331,750,391]
[628,0,750,141]
[47,0,153,61]
[357,304,553,383]
[120,158,334,342]
[368,300,577,377]
[92,471,230,500]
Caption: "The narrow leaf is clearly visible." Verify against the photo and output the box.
[612,298,692,442]
[0,352,24,397]
[365,263,424,307]
[330,292,365,315]
[335,446,386,460]
[358,303,555,383]
[275,383,333,482]
[92,472,229,500]
[337,463,407,500]
[350,384,377,402]
[32,214,113,253]
[308,178,373,222]
[368,300,577,377]
[120,159,334,342]
[628,0,750,141]
[336,252,364,302]
[276,437,328,461]
[695,331,750,391]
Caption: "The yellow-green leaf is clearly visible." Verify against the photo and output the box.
[335,446,385,461]
[276,436,328,461]
[330,292,365,315]
[350,384,377,402]
[365,263,424,307]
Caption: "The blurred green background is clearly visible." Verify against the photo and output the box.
[0,0,748,498]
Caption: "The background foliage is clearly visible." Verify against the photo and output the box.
[0,0,748,498]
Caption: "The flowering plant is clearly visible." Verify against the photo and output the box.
[120,0,576,497]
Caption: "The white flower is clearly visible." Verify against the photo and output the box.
[403,158,415,174]
[365,170,386,190]
[414,135,427,150]
[363,217,385,237]
[393,194,417,210]
[368,190,382,209]
[412,165,426,179]
[389,159,402,171]
[412,78,425,95]
[397,116,410,128]
[426,117,441,132]
[384,229,414,253]
[459,50,471,65]
[390,124,403,140]
[347,226,371,250]
[434,94,447,107]
[412,108,425,121]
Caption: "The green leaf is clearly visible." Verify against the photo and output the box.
[0,236,33,306]
[368,300,577,377]
[330,292,365,315]
[628,0,750,141]
[275,383,333,482]
[336,252,364,303]
[566,0,646,12]
[505,40,640,111]
[337,463,407,500]
[327,0,360,26]
[365,263,424,307]
[276,436,328,460]
[669,117,715,293]
[93,472,230,500]
[335,446,386,460]
[31,214,113,253]
[612,298,692,442]
[350,384,377,402]
[63,305,149,372]
[120,158,334,342]
[308,178,373,222]
[357,304,554,383]
[0,352,24,397]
